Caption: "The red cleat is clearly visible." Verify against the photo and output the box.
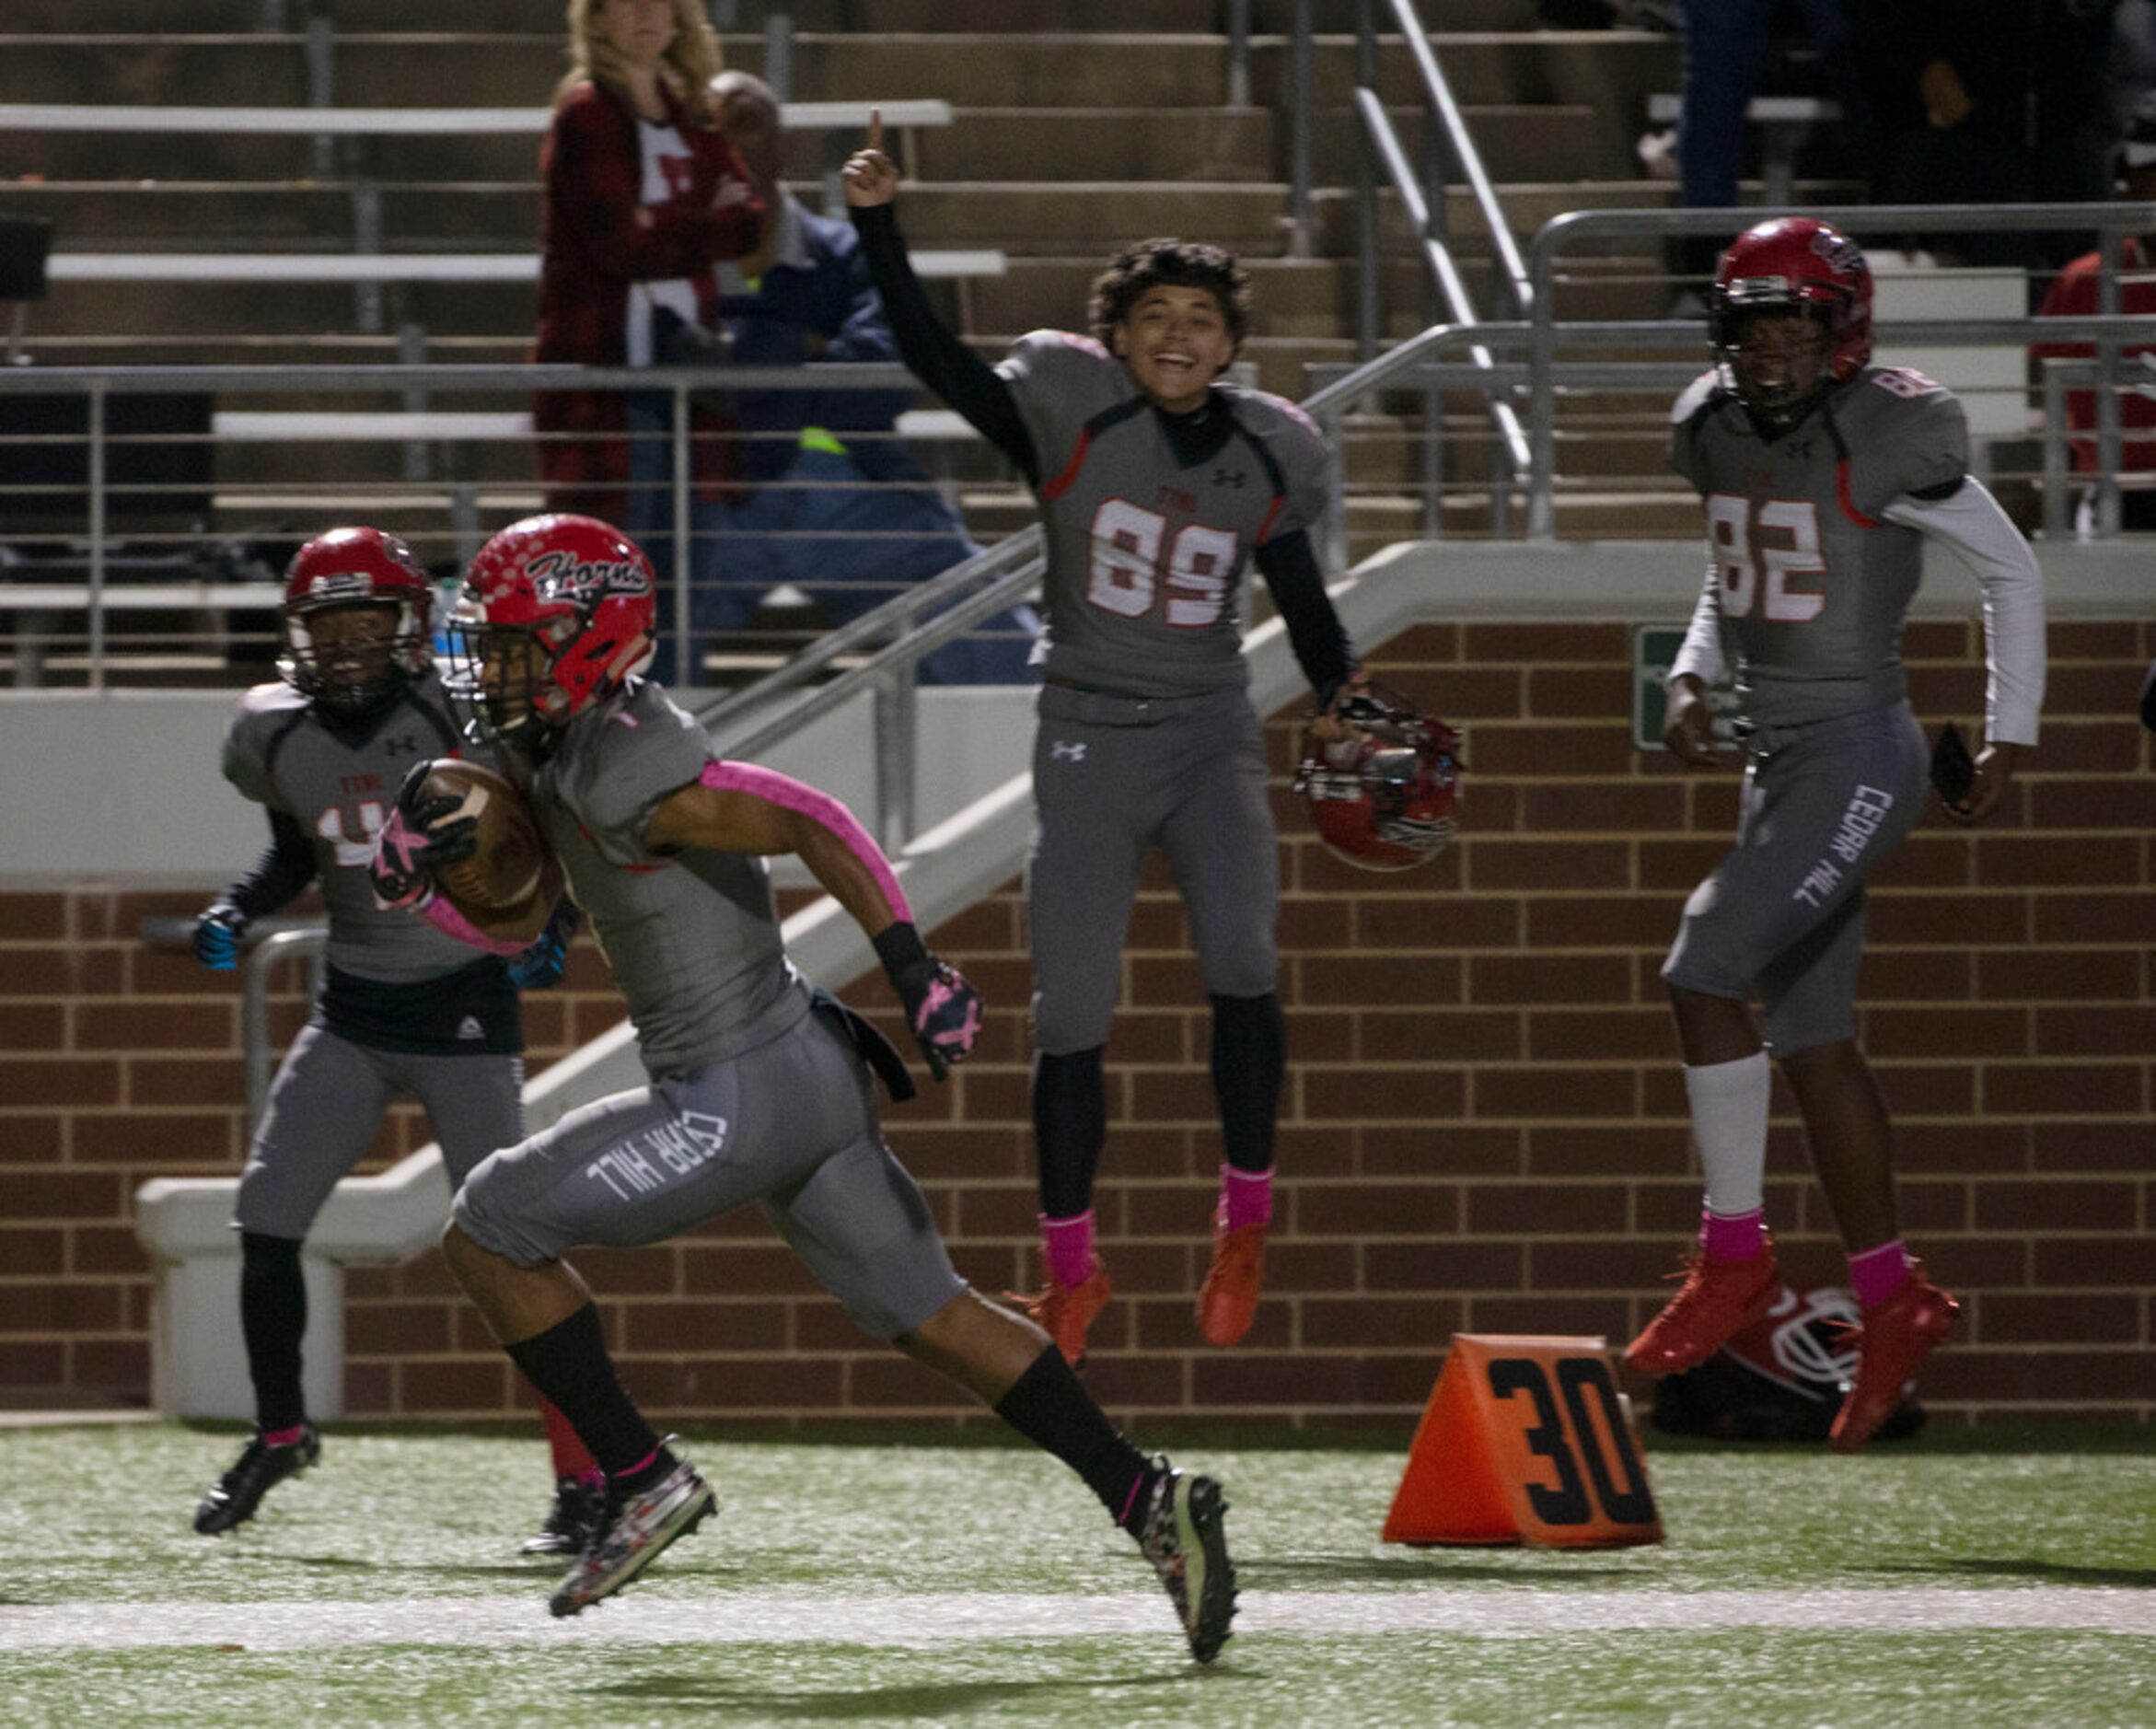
[1014,1259,1112,1368]
[1198,1219,1268,1347]
[1829,1268,1959,1454]
[1623,1238,1780,1376]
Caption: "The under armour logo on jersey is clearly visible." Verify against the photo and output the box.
[1211,468,1246,489]
[1050,740,1087,762]
[456,1015,484,1040]
[382,735,422,760]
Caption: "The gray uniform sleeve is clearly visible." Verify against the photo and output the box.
[1848,375,1968,519]
[220,683,304,811]
[555,685,714,867]
[1667,369,1723,496]
[1242,391,1331,541]
[994,330,1132,490]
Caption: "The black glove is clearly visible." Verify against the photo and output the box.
[873,922,984,1083]
[191,902,248,971]
[368,759,479,911]
[508,897,582,990]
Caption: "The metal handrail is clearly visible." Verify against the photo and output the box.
[1347,0,1532,530]
[1380,0,1532,319]
[139,915,327,1130]
[1524,202,2156,536]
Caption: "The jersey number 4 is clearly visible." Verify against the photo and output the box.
[1087,499,1238,628]
[1705,494,1826,622]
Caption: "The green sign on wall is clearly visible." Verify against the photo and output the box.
[1632,625,1740,753]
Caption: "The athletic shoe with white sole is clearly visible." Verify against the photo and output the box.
[548,1450,716,1619]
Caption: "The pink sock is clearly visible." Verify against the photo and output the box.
[1848,1238,1913,1308]
[1698,1206,1766,1261]
[1220,1164,1274,1232]
[261,1423,308,1448]
[1040,1210,1096,1290]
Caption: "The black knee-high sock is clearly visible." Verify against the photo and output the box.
[239,1231,308,1433]
[994,1345,1162,1527]
[1210,992,1285,1173]
[1033,1046,1107,1217]
[504,1303,665,1482]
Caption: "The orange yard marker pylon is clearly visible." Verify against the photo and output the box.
[1383,1334,1663,1549]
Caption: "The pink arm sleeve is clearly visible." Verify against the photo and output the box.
[423,894,536,957]
[701,760,913,925]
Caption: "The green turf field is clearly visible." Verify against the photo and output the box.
[3,1421,2151,1727]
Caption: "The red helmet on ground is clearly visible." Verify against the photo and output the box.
[1710,217,1872,426]
[278,525,433,716]
[1294,687,1463,872]
[449,513,656,741]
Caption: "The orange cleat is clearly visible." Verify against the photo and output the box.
[1015,1259,1112,1367]
[1198,1219,1268,1347]
[1622,1237,1780,1377]
[1829,1268,1959,1454]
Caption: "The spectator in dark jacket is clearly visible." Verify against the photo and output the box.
[530,0,763,567]
[695,73,1038,683]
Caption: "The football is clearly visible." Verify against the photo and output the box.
[420,759,549,911]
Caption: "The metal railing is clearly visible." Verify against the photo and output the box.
[140,916,327,1131]
[0,360,1008,692]
[1524,203,2156,536]
[1349,0,1531,532]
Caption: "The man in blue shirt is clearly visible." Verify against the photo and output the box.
[687,72,1037,683]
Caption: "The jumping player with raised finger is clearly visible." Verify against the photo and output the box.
[842,116,1366,1365]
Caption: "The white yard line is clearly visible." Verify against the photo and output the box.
[1,1588,2150,1652]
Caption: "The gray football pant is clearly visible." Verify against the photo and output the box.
[1662,700,1927,1056]
[236,1024,525,1239]
[1027,682,1279,1054]
[452,1001,964,1340]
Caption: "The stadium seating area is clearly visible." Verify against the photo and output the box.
[0,0,1773,573]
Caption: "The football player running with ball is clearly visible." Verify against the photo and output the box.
[843,116,1367,1365]
[1629,219,2046,1450]
[188,527,590,1547]
[377,513,1236,1661]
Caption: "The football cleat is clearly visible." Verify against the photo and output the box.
[548,1451,716,1619]
[1197,1218,1267,1347]
[1829,1268,1959,1455]
[1014,1259,1112,1368]
[1135,1459,1237,1664]
[192,1423,320,1535]
[521,1473,607,1558]
[1623,1238,1780,1377]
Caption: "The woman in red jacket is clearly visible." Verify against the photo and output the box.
[533,0,765,551]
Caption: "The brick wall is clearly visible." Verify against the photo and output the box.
[4,616,2151,1426]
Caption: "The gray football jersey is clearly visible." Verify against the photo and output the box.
[221,672,479,982]
[523,679,809,1081]
[1669,364,1969,728]
[996,331,1331,699]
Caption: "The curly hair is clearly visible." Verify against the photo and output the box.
[1088,238,1251,353]
[559,0,724,122]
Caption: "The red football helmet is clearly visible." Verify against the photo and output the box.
[1710,216,1872,424]
[279,525,433,716]
[448,513,657,741]
[1294,686,1462,872]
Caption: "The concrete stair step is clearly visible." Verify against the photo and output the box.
[0,30,1676,117]
[3,2,1547,32]
[7,99,1613,189]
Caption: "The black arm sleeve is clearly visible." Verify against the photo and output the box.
[2140,657,2156,736]
[849,203,1038,484]
[223,808,319,921]
[1254,528,1355,700]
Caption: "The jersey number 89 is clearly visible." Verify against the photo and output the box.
[1087,499,1238,628]
[1706,494,1826,623]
